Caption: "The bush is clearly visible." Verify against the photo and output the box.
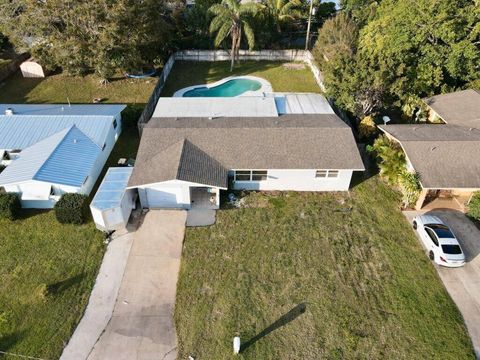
[358,115,377,139]
[54,193,89,224]
[399,171,421,208]
[467,192,480,221]
[0,193,21,220]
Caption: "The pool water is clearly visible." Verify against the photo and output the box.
[183,79,262,97]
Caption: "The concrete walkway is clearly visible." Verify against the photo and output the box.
[60,229,134,360]
[404,209,480,358]
[186,209,216,227]
[88,210,187,360]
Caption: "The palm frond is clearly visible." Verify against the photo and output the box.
[242,20,255,49]
[239,2,260,15]
[214,22,232,47]
[209,15,226,33]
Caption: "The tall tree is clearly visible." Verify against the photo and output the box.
[261,0,301,34]
[209,0,258,71]
[0,0,172,79]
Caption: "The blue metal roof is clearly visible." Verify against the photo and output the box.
[0,104,125,149]
[0,104,126,117]
[91,167,133,210]
[0,126,101,187]
[34,126,101,186]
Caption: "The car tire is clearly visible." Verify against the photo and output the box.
[429,250,435,261]
[413,221,417,230]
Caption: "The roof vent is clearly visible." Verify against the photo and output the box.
[5,108,14,116]
[430,146,437,152]
[73,139,77,144]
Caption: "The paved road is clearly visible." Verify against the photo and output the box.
[405,209,480,358]
[88,210,187,360]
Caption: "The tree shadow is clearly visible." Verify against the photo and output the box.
[0,71,46,104]
[0,331,27,353]
[47,273,86,295]
[240,302,307,353]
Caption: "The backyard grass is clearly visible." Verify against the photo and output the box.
[161,61,321,96]
[175,177,474,359]
[0,72,149,358]
[0,71,156,104]
[0,213,104,359]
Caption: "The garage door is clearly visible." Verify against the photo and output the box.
[146,187,183,208]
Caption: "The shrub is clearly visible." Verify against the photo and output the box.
[0,193,21,220]
[367,135,406,184]
[399,171,421,208]
[358,115,377,139]
[467,192,480,221]
[54,193,89,224]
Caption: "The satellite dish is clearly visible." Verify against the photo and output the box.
[382,116,391,125]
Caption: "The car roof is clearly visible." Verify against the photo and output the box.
[419,214,444,225]
[438,237,460,246]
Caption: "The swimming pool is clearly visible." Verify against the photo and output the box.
[173,76,272,97]
[183,78,261,97]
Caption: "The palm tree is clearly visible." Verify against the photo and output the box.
[261,0,301,34]
[209,0,258,71]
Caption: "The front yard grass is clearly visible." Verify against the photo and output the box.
[175,177,474,359]
[0,213,104,359]
[161,61,320,96]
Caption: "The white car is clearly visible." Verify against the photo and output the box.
[413,215,466,267]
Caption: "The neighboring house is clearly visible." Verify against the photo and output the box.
[379,89,480,210]
[0,104,126,208]
[128,94,364,210]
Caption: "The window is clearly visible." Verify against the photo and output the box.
[316,170,339,178]
[235,170,251,181]
[442,245,462,255]
[252,170,268,181]
[425,227,439,247]
[113,119,118,129]
[234,170,268,181]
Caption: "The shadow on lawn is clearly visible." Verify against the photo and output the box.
[0,331,27,353]
[0,71,46,104]
[240,302,307,353]
[47,273,86,295]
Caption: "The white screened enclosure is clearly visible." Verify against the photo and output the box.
[90,167,136,232]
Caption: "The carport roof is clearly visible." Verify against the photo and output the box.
[128,114,364,187]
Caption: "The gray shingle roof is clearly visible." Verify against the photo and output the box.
[128,114,364,187]
[379,124,480,189]
[423,89,480,128]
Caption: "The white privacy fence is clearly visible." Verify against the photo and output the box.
[138,49,326,132]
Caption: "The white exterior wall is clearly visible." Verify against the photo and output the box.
[136,180,222,209]
[80,113,122,195]
[232,169,354,191]
[91,189,136,232]
[137,180,192,209]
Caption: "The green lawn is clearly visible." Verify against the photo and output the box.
[0,72,150,358]
[0,71,156,104]
[161,61,321,96]
[0,213,104,359]
[175,177,474,359]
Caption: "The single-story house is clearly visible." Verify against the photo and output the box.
[128,113,364,209]
[0,104,126,208]
[379,89,480,210]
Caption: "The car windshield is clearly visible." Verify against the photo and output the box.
[441,244,462,255]
[427,224,455,238]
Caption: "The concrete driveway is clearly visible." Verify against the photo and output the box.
[88,210,187,360]
[404,209,480,358]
